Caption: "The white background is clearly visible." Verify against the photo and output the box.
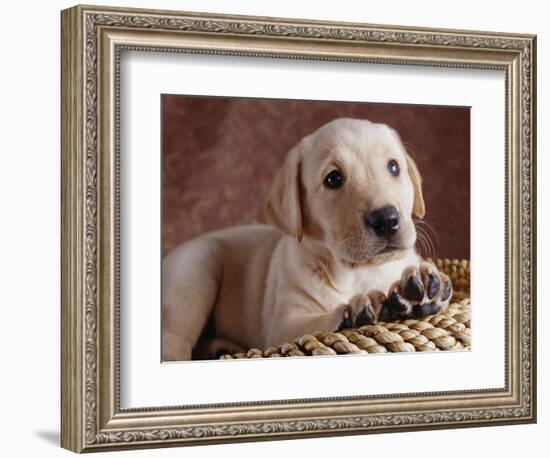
[121,53,505,407]
[0,0,546,457]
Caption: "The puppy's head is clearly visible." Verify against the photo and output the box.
[265,118,425,266]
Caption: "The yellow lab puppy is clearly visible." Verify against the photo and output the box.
[162,118,452,361]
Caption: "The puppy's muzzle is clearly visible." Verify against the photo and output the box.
[365,205,400,239]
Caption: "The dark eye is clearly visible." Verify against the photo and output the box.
[323,170,344,189]
[387,159,400,177]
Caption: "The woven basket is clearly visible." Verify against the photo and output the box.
[220,258,470,359]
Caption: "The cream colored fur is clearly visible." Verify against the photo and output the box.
[162,118,427,361]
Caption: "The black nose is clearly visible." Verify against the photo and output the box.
[365,206,400,238]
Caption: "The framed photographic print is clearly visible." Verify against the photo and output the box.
[61,4,537,453]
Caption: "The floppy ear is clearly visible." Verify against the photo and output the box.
[405,153,426,219]
[265,145,303,241]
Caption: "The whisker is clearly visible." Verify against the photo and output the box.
[413,218,439,258]
[414,228,427,256]
[415,234,425,256]
[414,224,435,259]
[423,234,434,259]
[415,219,440,246]
[421,226,436,259]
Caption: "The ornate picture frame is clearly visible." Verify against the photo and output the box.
[61,4,536,453]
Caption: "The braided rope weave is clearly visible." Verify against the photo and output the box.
[220,259,470,359]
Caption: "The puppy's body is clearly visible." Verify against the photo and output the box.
[163,224,420,359]
[162,118,451,361]
[163,225,280,357]
[261,228,421,348]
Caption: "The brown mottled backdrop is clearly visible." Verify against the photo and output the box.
[162,96,470,260]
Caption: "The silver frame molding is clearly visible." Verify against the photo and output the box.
[61,4,537,453]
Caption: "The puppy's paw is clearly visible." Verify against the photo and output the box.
[381,262,453,321]
[337,292,387,330]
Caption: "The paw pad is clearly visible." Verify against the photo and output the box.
[337,293,385,330]
[380,263,453,321]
